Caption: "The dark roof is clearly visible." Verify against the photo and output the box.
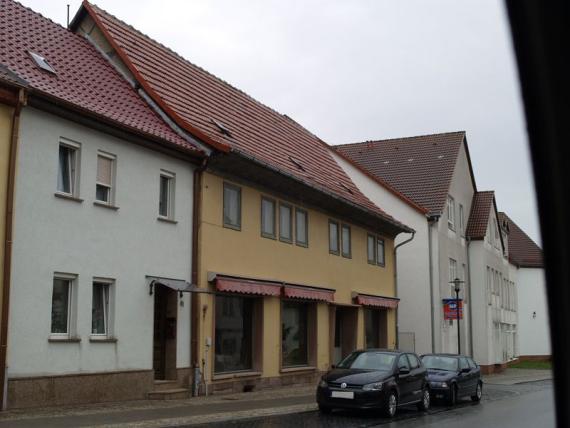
[466,191,495,239]
[499,212,543,268]
[336,132,469,215]
[77,1,410,232]
[0,0,200,154]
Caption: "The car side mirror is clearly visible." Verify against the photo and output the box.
[461,367,470,373]
[399,367,410,375]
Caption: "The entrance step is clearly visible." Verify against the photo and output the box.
[147,388,191,400]
[152,380,179,392]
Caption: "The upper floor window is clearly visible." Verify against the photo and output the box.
[458,204,464,235]
[261,197,276,238]
[223,182,241,230]
[295,208,308,247]
[341,224,351,258]
[159,171,175,220]
[57,141,80,196]
[279,203,293,243]
[95,152,115,204]
[447,195,456,230]
[449,258,458,282]
[329,220,340,255]
[367,234,385,266]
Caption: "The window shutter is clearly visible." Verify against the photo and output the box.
[97,156,113,186]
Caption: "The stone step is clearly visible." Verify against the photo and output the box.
[152,380,180,392]
[147,388,191,400]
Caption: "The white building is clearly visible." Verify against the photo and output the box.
[1,1,203,408]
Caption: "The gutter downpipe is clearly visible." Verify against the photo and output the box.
[466,236,474,356]
[394,231,415,349]
[428,214,440,353]
[0,89,25,410]
[191,157,208,397]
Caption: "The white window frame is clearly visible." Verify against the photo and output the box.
[56,138,81,197]
[459,204,464,235]
[50,273,77,338]
[95,151,116,205]
[159,170,176,220]
[447,195,456,230]
[449,258,458,283]
[91,278,114,339]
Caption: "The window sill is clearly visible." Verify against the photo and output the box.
[223,223,241,232]
[89,336,118,343]
[48,336,81,343]
[157,216,178,224]
[280,366,316,374]
[94,201,119,210]
[213,371,261,381]
[54,192,83,203]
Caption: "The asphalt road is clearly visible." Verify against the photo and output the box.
[194,380,554,428]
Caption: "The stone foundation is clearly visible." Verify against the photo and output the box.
[209,370,323,394]
[7,369,154,409]
[479,362,508,374]
[515,355,551,363]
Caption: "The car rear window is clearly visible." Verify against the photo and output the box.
[421,355,458,371]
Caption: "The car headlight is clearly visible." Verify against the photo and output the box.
[430,381,448,388]
[362,382,383,391]
[318,379,328,388]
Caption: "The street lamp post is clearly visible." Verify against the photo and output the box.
[449,278,464,355]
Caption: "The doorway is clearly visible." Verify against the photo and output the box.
[330,306,358,365]
[153,285,178,380]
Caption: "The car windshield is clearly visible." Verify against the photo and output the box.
[422,355,458,371]
[337,352,396,370]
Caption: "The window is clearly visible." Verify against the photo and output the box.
[159,172,175,219]
[282,301,309,367]
[329,220,340,255]
[459,204,464,235]
[92,281,111,336]
[407,353,421,369]
[215,295,254,373]
[261,197,276,238]
[51,276,73,335]
[295,208,308,247]
[398,354,411,371]
[449,258,458,282]
[223,183,241,229]
[467,358,477,369]
[57,142,79,196]
[367,234,376,264]
[279,203,293,243]
[95,153,115,204]
[377,238,385,266]
[364,308,380,348]
[447,195,455,230]
[341,224,351,258]
[459,357,470,371]
[486,267,492,304]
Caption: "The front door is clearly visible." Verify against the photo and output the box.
[153,285,177,380]
[331,306,358,365]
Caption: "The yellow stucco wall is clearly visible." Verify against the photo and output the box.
[0,104,14,314]
[197,171,397,382]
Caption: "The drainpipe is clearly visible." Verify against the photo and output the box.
[394,231,415,349]
[0,89,25,410]
[427,215,440,353]
[191,157,208,397]
[466,236,474,356]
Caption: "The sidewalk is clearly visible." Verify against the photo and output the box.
[483,368,552,385]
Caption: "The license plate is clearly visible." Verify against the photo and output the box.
[331,391,354,399]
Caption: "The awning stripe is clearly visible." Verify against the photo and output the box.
[282,285,335,302]
[215,276,282,297]
[355,294,399,309]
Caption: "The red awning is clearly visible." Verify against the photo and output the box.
[215,276,282,297]
[282,285,335,302]
[355,294,399,309]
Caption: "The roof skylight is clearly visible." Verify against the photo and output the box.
[288,156,306,172]
[29,51,56,74]
[210,118,231,137]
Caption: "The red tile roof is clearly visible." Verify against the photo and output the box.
[79,2,409,232]
[465,191,495,239]
[0,0,199,154]
[336,132,467,215]
[499,212,543,268]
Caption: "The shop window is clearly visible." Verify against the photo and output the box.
[281,301,309,367]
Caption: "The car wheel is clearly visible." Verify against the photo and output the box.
[448,384,457,406]
[471,382,482,402]
[383,391,398,418]
[417,387,431,411]
[318,404,332,414]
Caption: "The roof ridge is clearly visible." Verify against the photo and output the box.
[86,1,310,132]
[336,130,466,148]
[475,190,495,195]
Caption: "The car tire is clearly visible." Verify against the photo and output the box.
[448,384,457,406]
[417,387,431,411]
[471,382,482,402]
[318,404,332,414]
[383,391,398,418]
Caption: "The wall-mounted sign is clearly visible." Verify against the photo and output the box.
[442,298,463,320]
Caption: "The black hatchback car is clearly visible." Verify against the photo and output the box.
[421,354,483,405]
[316,349,430,417]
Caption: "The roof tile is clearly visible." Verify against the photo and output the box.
[466,191,495,239]
[499,212,543,268]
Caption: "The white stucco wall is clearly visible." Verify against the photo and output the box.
[517,267,550,356]
[332,152,432,354]
[8,108,195,377]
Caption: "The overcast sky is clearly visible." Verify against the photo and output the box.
[20,0,540,243]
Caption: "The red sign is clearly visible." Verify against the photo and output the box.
[443,299,463,320]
